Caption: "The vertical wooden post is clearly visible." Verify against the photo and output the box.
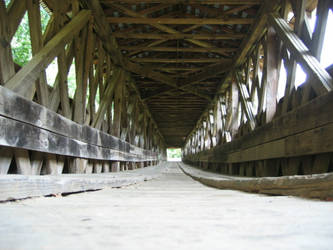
[265,26,280,122]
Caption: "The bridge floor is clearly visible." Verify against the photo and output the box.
[1,162,333,250]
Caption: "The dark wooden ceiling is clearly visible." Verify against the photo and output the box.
[100,0,262,147]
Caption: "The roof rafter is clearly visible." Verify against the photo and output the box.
[143,61,232,100]
[114,33,245,40]
[119,46,238,53]
[101,0,261,4]
[107,17,254,25]
[108,3,236,57]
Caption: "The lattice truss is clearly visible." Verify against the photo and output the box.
[184,0,333,156]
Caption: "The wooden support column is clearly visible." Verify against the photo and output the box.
[235,72,256,130]
[93,68,122,129]
[269,13,333,95]
[111,68,125,172]
[0,0,15,86]
[264,26,280,122]
[227,82,239,138]
[0,1,35,175]
[27,0,49,104]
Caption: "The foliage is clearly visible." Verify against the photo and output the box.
[6,1,78,93]
[167,148,182,159]
[8,2,50,66]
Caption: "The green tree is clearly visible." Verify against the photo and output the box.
[7,0,50,66]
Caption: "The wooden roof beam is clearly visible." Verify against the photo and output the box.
[120,46,238,53]
[184,1,280,145]
[268,13,333,95]
[143,61,231,100]
[114,33,245,40]
[109,3,232,57]
[5,10,91,94]
[132,58,232,63]
[107,17,254,25]
[81,0,212,102]
[101,0,261,4]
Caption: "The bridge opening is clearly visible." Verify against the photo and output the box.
[167,148,182,162]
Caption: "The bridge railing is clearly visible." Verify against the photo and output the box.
[183,0,333,177]
[0,0,166,175]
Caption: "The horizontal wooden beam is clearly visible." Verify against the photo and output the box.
[101,0,261,4]
[108,2,236,57]
[107,17,254,25]
[143,62,231,100]
[114,33,245,40]
[180,163,333,200]
[0,86,157,161]
[120,46,238,53]
[155,67,203,71]
[132,58,232,63]
[125,61,212,101]
[0,165,163,201]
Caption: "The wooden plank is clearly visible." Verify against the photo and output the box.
[125,60,212,100]
[107,17,254,25]
[0,1,16,85]
[184,82,333,163]
[73,25,88,124]
[101,0,261,3]
[264,27,279,122]
[46,154,64,175]
[143,61,231,100]
[269,13,333,95]
[180,163,333,200]
[31,151,44,175]
[235,71,255,130]
[27,0,49,105]
[14,149,32,175]
[108,3,235,56]
[0,86,157,161]
[311,0,330,60]
[127,75,166,146]
[0,147,12,175]
[81,0,211,100]
[120,46,238,53]
[7,0,27,40]
[113,33,245,40]
[0,164,163,201]
[0,115,157,162]
[4,10,91,95]
[184,2,279,144]
[131,58,231,64]
[49,42,75,112]
[93,68,122,129]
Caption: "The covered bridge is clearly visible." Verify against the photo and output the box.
[1,0,333,249]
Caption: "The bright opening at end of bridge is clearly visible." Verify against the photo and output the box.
[167,148,182,162]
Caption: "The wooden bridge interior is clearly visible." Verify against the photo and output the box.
[1,0,333,249]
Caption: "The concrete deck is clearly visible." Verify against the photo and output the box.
[1,162,333,250]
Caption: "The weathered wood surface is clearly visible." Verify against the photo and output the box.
[180,163,333,200]
[1,162,333,250]
[0,164,164,201]
[107,17,254,25]
[0,86,157,161]
[269,13,333,95]
[4,10,91,95]
[184,79,333,163]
